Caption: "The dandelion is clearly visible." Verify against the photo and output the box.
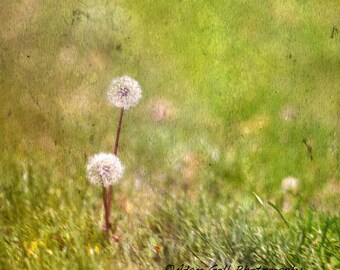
[107,75,142,110]
[281,176,299,193]
[86,75,141,240]
[105,75,142,239]
[86,153,124,187]
[86,153,124,235]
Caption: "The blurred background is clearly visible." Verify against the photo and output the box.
[0,0,339,269]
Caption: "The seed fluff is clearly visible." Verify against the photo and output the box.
[86,153,124,187]
[107,75,142,110]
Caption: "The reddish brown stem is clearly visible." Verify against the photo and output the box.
[102,187,111,237]
[107,108,124,219]
[114,108,125,155]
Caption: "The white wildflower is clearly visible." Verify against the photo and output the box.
[107,76,142,109]
[281,176,299,193]
[86,153,124,187]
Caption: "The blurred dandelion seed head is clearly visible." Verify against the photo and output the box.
[86,153,124,187]
[281,176,299,193]
[107,76,142,109]
[149,98,174,122]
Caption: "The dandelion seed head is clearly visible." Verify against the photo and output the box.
[149,98,174,122]
[107,76,142,109]
[281,176,299,193]
[86,153,124,187]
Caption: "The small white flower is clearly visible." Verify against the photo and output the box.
[107,75,142,109]
[281,176,299,193]
[86,153,124,187]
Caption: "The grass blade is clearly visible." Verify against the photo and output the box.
[268,201,291,228]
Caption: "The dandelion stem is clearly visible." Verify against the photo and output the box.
[107,108,125,224]
[102,187,111,237]
[114,108,125,155]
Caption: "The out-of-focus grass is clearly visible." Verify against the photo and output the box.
[0,0,339,269]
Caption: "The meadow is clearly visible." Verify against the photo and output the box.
[0,0,339,269]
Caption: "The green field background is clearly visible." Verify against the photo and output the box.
[0,1,339,269]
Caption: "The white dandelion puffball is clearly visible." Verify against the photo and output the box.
[107,75,142,109]
[281,176,299,193]
[86,153,124,187]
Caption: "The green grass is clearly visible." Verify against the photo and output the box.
[0,0,339,269]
